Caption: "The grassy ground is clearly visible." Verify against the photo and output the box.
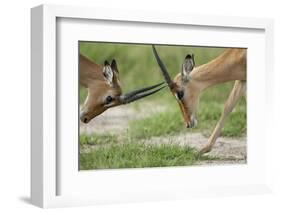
[80,143,217,170]
[79,42,246,170]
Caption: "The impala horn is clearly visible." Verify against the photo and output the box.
[120,82,166,104]
[152,45,174,90]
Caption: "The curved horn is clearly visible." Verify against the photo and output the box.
[120,82,166,104]
[152,45,174,90]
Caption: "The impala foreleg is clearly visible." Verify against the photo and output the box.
[200,80,246,154]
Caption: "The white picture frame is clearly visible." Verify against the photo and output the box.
[31,4,274,208]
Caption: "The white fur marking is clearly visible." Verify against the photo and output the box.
[103,66,114,86]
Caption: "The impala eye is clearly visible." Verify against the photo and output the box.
[105,96,113,104]
[176,91,184,100]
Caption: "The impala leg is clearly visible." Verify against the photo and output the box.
[200,80,246,154]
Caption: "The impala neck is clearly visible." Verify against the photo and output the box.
[79,54,104,88]
[190,49,246,92]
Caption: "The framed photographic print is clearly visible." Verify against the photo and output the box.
[31,4,274,208]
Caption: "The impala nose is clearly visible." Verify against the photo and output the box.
[80,111,89,123]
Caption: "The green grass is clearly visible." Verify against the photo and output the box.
[198,85,247,137]
[80,142,215,170]
[129,109,183,140]
[79,42,246,170]
[80,133,119,146]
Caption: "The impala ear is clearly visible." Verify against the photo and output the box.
[103,60,114,86]
[104,60,110,66]
[103,60,120,87]
[181,54,195,82]
[111,59,119,73]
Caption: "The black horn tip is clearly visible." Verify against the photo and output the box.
[152,45,174,90]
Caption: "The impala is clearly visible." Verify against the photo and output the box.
[80,54,165,123]
[152,45,246,154]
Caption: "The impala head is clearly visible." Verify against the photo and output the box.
[80,55,165,123]
[152,45,198,128]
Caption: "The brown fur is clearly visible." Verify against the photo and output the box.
[79,54,122,123]
[172,49,247,154]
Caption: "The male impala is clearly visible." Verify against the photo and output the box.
[152,45,246,154]
[80,54,165,123]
